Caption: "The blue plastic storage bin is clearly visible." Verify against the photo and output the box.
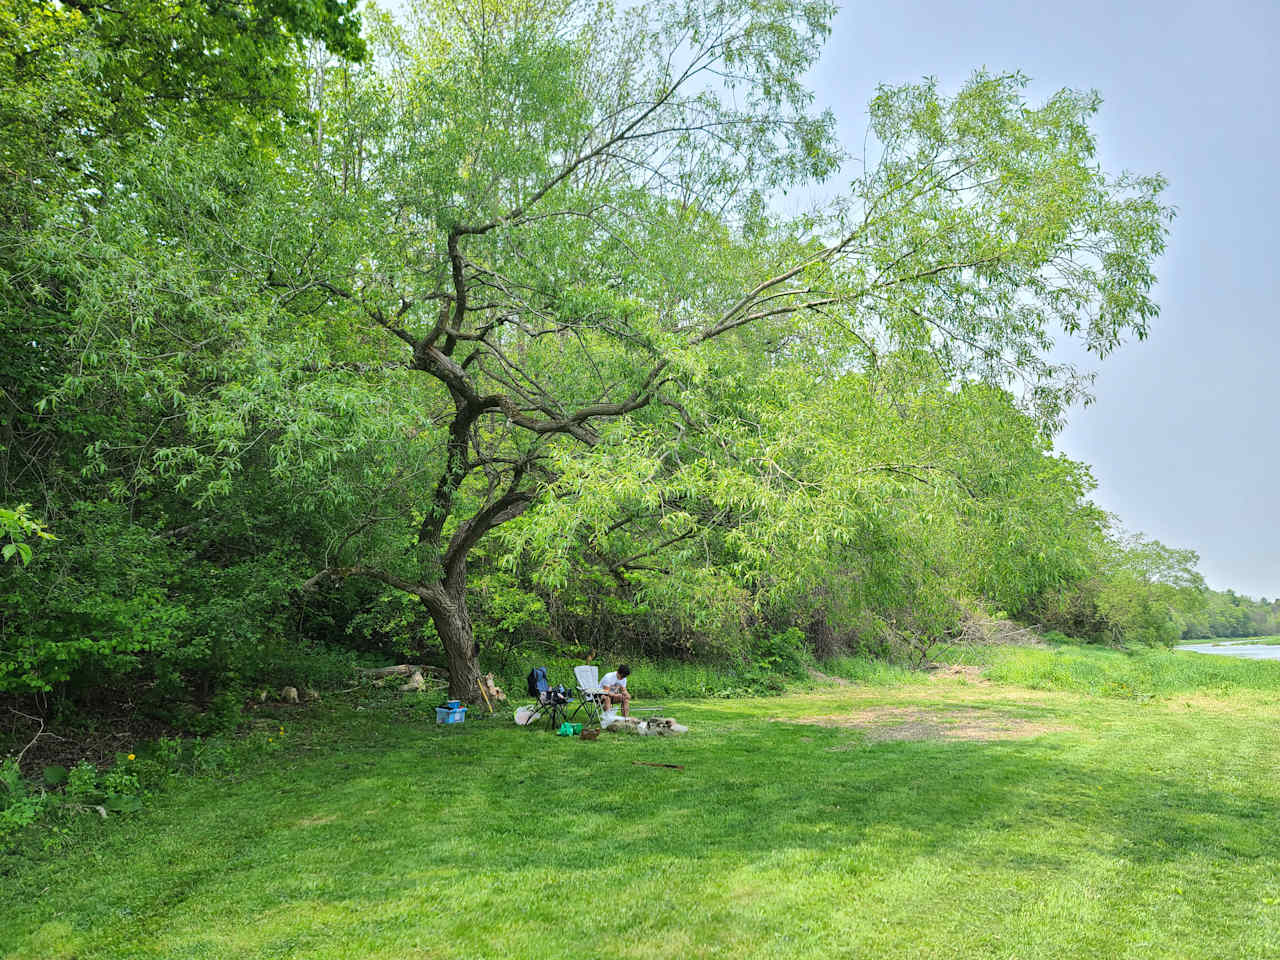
[436,706,467,724]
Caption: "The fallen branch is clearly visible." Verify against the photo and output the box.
[65,802,108,819]
[358,664,445,678]
[9,709,46,767]
[632,760,684,770]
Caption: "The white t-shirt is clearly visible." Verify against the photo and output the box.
[600,671,628,692]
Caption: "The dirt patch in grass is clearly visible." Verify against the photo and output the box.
[807,668,851,686]
[783,706,1073,742]
[926,664,989,684]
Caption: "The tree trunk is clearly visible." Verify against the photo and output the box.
[424,581,483,703]
[806,609,837,661]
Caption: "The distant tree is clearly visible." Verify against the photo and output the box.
[1094,533,1205,644]
[1184,588,1280,641]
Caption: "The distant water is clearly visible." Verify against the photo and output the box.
[1175,641,1280,660]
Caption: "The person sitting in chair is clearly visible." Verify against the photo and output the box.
[600,664,631,717]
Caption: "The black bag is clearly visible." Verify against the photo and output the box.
[526,666,550,699]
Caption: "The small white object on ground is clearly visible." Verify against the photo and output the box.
[514,705,538,725]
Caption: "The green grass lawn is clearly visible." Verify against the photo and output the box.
[4,647,1280,959]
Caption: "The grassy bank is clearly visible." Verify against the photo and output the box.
[3,644,1279,959]
[952,638,1280,699]
[1202,636,1280,647]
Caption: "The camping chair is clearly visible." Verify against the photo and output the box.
[568,664,606,728]
[525,666,572,730]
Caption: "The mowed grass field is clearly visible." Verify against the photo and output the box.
[3,646,1280,959]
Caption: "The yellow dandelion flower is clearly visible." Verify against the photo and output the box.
[127,753,135,760]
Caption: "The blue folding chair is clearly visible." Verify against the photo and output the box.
[525,666,572,730]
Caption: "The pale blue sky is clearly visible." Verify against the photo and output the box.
[802,0,1278,597]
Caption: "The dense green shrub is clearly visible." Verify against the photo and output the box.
[0,500,350,728]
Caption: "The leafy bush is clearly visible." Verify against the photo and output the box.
[750,627,812,679]
[0,499,358,727]
[0,759,52,847]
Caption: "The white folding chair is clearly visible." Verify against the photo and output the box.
[570,664,606,727]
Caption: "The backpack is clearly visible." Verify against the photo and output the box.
[526,666,550,698]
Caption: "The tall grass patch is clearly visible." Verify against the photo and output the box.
[962,642,1280,698]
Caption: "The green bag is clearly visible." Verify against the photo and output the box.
[557,722,583,737]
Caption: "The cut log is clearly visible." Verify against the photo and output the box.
[481,673,506,703]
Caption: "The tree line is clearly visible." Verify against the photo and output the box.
[1183,590,1280,640]
[2,0,1228,724]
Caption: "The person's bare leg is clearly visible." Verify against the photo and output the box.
[621,691,631,717]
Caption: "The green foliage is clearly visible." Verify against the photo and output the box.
[0,502,310,702]
[0,0,372,716]
[1030,528,1207,646]
[1094,533,1206,645]
[965,639,1280,699]
[1183,589,1280,640]
[0,504,53,565]
[2,0,365,156]
[750,627,811,679]
[0,0,1196,716]
[1,753,148,851]
[64,761,99,804]
[0,718,327,853]
[0,759,52,846]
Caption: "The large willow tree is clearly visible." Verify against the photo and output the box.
[49,0,1169,698]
